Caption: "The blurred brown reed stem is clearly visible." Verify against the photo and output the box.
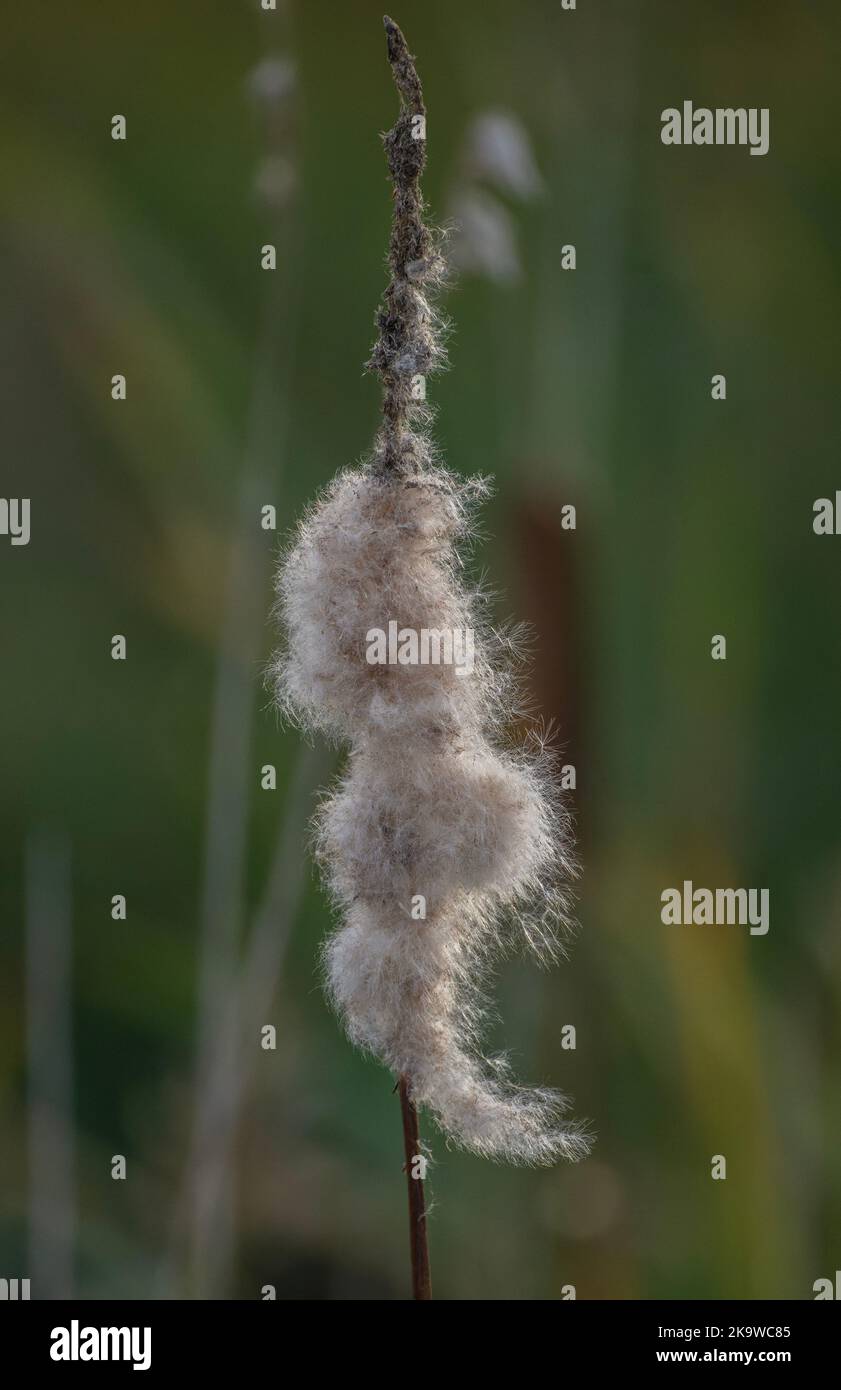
[160,743,326,1299]
[186,0,300,1299]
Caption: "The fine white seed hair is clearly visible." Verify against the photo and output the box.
[272,464,592,1165]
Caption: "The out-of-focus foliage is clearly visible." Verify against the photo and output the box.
[1,0,839,1299]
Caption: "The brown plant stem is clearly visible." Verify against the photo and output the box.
[373,16,435,1301]
[398,1075,432,1300]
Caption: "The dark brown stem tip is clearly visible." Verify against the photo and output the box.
[383,14,400,51]
[382,15,424,112]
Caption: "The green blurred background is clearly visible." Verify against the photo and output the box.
[2,0,840,1300]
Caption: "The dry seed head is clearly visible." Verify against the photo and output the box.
[271,17,591,1164]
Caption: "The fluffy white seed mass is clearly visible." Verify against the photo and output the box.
[272,465,591,1164]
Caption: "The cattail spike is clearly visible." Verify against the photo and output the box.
[272,19,592,1171]
[383,16,424,113]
